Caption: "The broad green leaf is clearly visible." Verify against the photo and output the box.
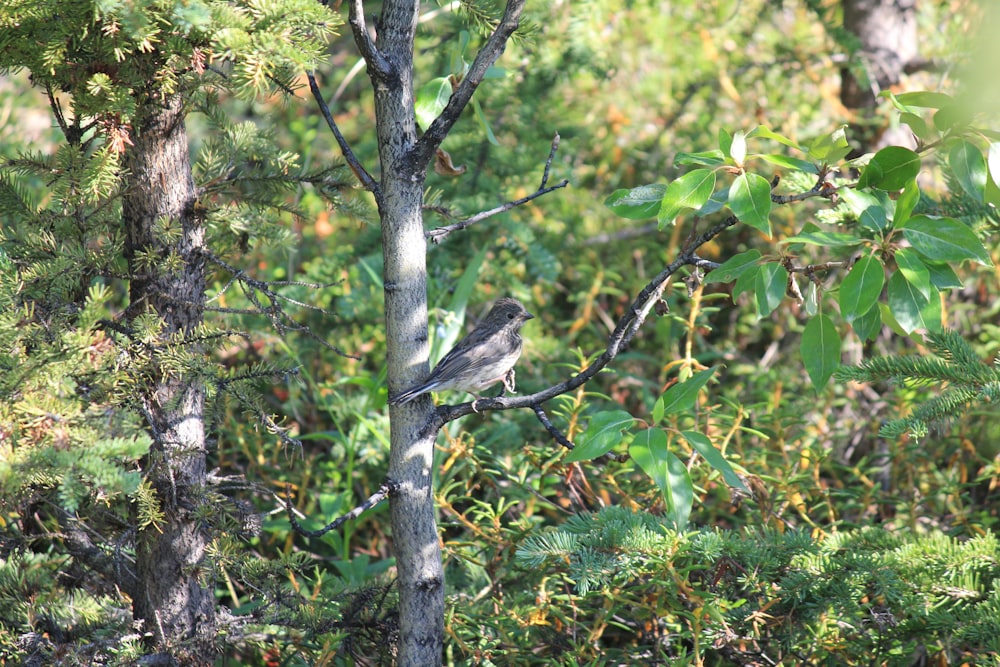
[800,314,841,389]
[718,128,733,157]
[414,77,452,131]
[659,367,718,416]
[858,146,921,191]
[629,429,693,530]
[804,281,818,317]
[730,130,747,164]
[902,215,992,265]
[675,150,726,167]
[838,187,880,218]
[729,172,773,235]
[933,104,972,132]
[807,125,851,163]
[659,169,716,228]
[472,97,499,146]
[839,255,884,323]
[899,112,930,140]
[887,271,941,333]
[757,153,819,174]
[926,261,963,290]
[733,264,758,301]
[604,184,666,220]
[989,143,1000,189]
[858,205,888,233]
[754,263,787,317]
[697,188,729,216]
[893,179,920,227]
[651,395,665,424]
[851,301,882,341]
[893,247,931,299]
[565,410,635,462]
[752,125,803,150]
[681,430,749,492]
[949,140,986,202]
[782,231,864,247]
[704,249,761,284]
[894,91,954,109]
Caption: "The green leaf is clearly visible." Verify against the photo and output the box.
[858,146,921,191]
[988,142,1000,189]
[704,249,762,284]
[604,184,666,220]
[729,172,773,236]
[733,265,758,301]
[887,271,941,333]
[839,187,881,218]
[659,367,718,416]
[807,125,851,163]
[432,246,488,362]
[893,179,920,227]
[949,140,987,202]
[754,262,787,317]
[718,127,733,157]
[659,169,716,228]
[839,255,884,323]
[899,112,930,140]
[782,231,864,247]
[851,302,882,341]
[751,125,803,150]
[933,104,972,132]
[681,430,749,492]
[414,77,452,131]
[893,247,931,299]
[800,314,841,389]
[565,410,635,462]
[858,205,888,233]
[629,429,693,530]
[902,215,992,265]
[894,91,954,108]
[804,281,818,317]
[472,97,499,146]
[675,150,726,167]
[697,188,729,216]
[926,261,963,290]
[756,153,819,174]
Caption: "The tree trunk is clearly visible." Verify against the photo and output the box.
[122,92,216,664]
[375,3,445,665]
[840,0,918,149]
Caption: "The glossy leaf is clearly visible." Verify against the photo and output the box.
[949,141,987,202]
[782,231,864,247]
[807,125,851,163]
[893,247,931,299]
[675,150,726,167]
[752,125,803,150]
[604,184,666,220]
[839,255,884,323]
[659,367,718,416]
[704,249,761,284]
[565,410,635,462]
[659,169,716,228]
[893,179,920,227]
[926,261,963,290]
[894,91,953,108]
[858,205,888,233]
[851,304,882,341]
[887,271,941,333]
[729,172,773,236]
[757,153,818,174]
[630,429,693,530]
[754,262,787,318]
[681,430,749,492]
[800,314,841,389]
[902,215,992,265]
[899,112,930,140]
[730,130,747,164]
[858,146,921,191]
[989,142,1000,189]
[414,77,452,131]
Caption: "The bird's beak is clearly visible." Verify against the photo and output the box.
[525,311,535,320]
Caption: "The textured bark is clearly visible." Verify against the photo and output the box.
[375,3,445,665]
[840,0,919,149]
[122,92,215,664]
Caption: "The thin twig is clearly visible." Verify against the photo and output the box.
[532,405,575,450]
[307,72,379,195]
[426,132,568,243]
[285,481,395,538]
[347,0,390,78]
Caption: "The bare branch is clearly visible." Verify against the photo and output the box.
[307,72,380,195]
[285,480,395,538]
[425,216,741,432]
[412,0,527,167]
[426,132,567,243]
[532,404,575,450]
[347,0,391,79]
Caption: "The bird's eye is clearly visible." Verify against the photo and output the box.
[507,312,515,319]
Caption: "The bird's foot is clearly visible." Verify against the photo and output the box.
[502,368,516,394]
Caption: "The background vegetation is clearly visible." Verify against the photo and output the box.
[2,0,998,665]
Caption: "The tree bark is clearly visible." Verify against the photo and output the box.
[122,92,215,664]
[840,0,918,149]
[374,3,445,665]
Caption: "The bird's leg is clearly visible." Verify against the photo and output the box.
[502,368,516,394]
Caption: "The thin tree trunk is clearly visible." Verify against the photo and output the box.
[122,92,216,664]
[375,2,445,664]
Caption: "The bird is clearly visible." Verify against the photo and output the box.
[389,297,534,407]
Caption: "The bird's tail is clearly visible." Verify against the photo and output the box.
[388,383,432,406]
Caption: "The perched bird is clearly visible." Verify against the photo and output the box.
[389,297,534,406]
